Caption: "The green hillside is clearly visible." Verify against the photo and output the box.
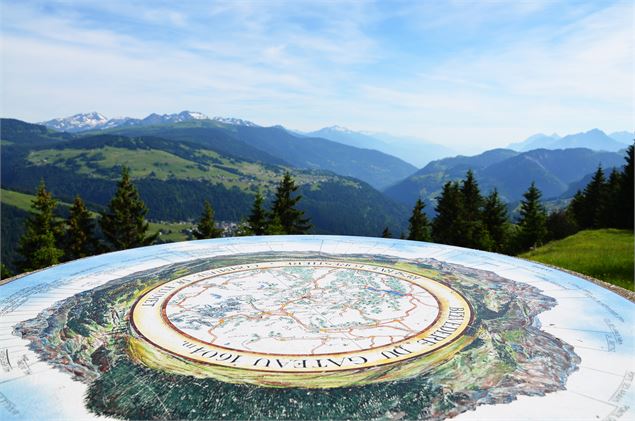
[1,119,408,238]
[521,229,634,291]
[104,121,418,190]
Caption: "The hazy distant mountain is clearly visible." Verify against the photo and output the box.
[384,147,625,211]
[507,133,561,151]
[40,111,259,133]
[609,131,634,145]
[306,126,454,167]
[508,129,626,152]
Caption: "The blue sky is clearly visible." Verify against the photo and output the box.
[1,0,632,149]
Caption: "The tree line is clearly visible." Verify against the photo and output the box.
[388,144,633,255]
[3,145,631,278]
[3,169,311,277]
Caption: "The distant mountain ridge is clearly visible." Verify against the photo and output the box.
[306,126,454,167]
[40,111,259,133]
[508,129,629,152]
[384,147,626,212]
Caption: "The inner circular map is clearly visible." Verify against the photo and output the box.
[164,264,440,355]
[131,260,473,374]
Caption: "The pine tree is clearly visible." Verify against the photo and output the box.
[581,166,607,229]
[546,209,578,242]
[432,181,464,245]
[381,227,392,238]
[482,189,509,252]
[459,170,489,249]
[63,195,99,260]
[265,214,286,235]
[617,144,634,229]
[245,192,268,235]
[516,182,548,251]
[407,198,431,242]
[100,167,157,250]
[603,169,622,228]
[270,172,311,234]
[16,180,64,272]
[193,200,223,239]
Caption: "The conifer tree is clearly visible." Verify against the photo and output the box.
[407,198,431,242]
[432,181,464,245]
[546,209,578,242]
[381,227,392,238]
[516,182,548,251]
[100,167,157,250]
[265,214,286,235]
[63,195,99,260]
[245,192,268,235]
[581,166,607,229]
[459,170,489,249]
[193,200,223,239]
[270,172,311,234]
[16,180,64,272]
[617,144,634,229]
[603,169,622,228]
[482,189,509,252]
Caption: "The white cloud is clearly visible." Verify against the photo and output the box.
[0,0,632,150]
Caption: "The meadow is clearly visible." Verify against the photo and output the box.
[521,229,634,291]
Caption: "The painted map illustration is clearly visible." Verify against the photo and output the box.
[0,236,633,420]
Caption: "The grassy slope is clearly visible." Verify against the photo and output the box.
[521,229,634,291]
[1,188,190,242]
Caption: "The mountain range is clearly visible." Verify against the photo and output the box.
[384,147,627,211]
[508,129,632,152]
[1,118,408,234]
[40,111,259,133]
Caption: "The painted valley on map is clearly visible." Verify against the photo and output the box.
[0,237,633,420]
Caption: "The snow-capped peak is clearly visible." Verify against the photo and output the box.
[39,110,212,132]
[211,116,259,127]
[39,112,110,132]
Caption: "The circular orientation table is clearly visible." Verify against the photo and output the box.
[0,236,633,420]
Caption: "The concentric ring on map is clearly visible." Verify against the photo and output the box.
[130,260,473,376]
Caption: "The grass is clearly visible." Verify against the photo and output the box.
[521,229,634,291]
[0,188,38,211]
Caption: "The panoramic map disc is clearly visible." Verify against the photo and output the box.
[0,236,633,420]
[131,260,472,374]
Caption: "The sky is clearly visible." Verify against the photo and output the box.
[1,0,633,150]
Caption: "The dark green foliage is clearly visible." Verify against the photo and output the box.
[245,192,268,235]
[1,203,28,273]
[192,201,223,239]
[270,172,311,235]
[1,263,12,279]
[546,209,578,242]
[568,145,634,231]
[516,182,548,250]
[265,214,286,235]
[63,195,99,260]
[459,170,490,249]
[432,181,464,245]
[16,181,64,272]
[573,166,607,229]
[407,199,431,242]
[617,144,633,229]
[381,227,392,238]
[482,189,509,252]
[100,167,157,250]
